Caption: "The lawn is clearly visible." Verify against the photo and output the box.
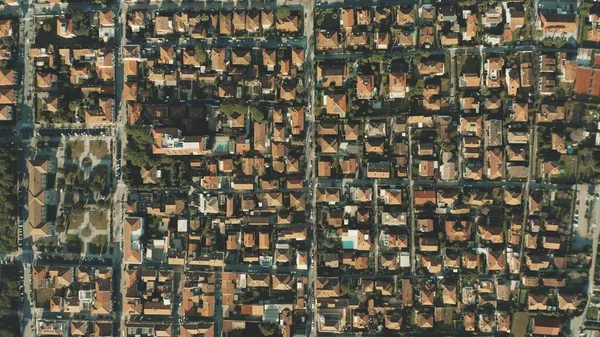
[69,140,85,160]
[316,10,340,30]
[34,288,54,308]
[68,210,84,230]
[66,234,83,254]
[89,140,108,160]
[89,235,108,255]
[560,155,578,182]
[81,225,92,238]
[89,210,108,230]
[587,306,600,321]
[512,312,530,337]
[518,289,529,307]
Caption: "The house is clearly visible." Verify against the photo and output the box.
[485,57,504,88]
[512,102,529,122]
[345,28,368,47]
[415,311,433,329]
[508,8,525,30]
[445,220,471,242]
[463,11,478,41]
[486,148,504,180]
[376,31,389,50]
[57,17,76,38]
[374,7,391,24]
[574,67,600,98]
[482,5,503,28]
[395,30,416,47]
[438,4,457,22]
[219,11,232,35]
[232,10,246,32]
[529,293,548,310]
[324,93,347,117]
[459,73,480,89]
[537,105,565,123]
[464,312,476,331]
[443,284,457,305]
[154,15,173,36]
[397,6,415,25]
[485,119,503,147]
[317,30,339,51]
[276,13,299,32]
[539,12,578,34]
[540,54,557,72]
[124,217,144,264]
[0,69,14,86]
[389,72,408,98]
[441,33,459,46]
[506,68,520,96]
[417,60,444,76]
[261,9,274,30]
[414,190,436,206]
[0,20,12,38]
[357,75,375,99]
[487,251,505,271]
[418,237,438,252]
[558,293,578,311]
[127,11,146,32]
[211,48,227,73]
[419,25,435,47]
[532,317,561,336]
[460,97,480,112]
[420,5,436,22]
[460,115,482,137]
[520,60,533,87]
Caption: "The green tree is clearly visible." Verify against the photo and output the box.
[276,6,291,20]
[0,329,15,337]
[250,106,264,121]
[1,37,13,48]
[220,101,247,116]
[480,86,491,97]
[194,45,207,64]
[258,324,277,337]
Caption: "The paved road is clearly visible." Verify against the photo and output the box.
[15,1,36,336]
[300,0,318,334]
[315,45,578,60]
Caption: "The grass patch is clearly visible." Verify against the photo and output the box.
[34,288,54,308]
[560,155,578,181]
[587,306,600,320]
[316,9,340,30]
[512,312,529,337]
[89,210,108,230]
[518,289,529,307]
[82,156,93,168]
[89,140,108,159]
[69,140,85,160]
[66,234,83,253]
[81,225,92,238]
[68,210,85,231]
[582,25,592,43]
[89,235,108,255]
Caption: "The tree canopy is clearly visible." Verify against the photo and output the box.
[220,102,247,116]
[194,46,207,64]
[0,281,19,315]
[124,125,158,168]
[275,6,291,20]
[0,145,17,253]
